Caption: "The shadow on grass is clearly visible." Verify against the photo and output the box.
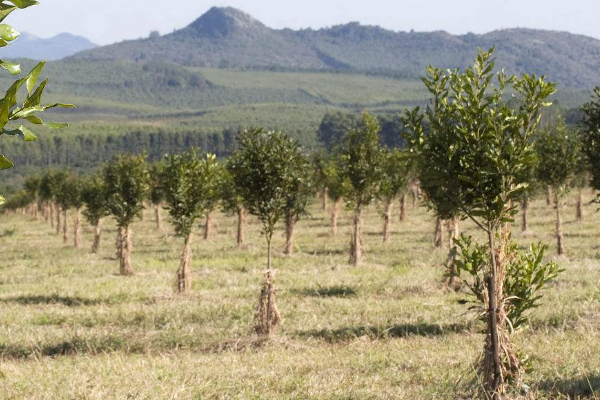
[0,335,269,359]
[296,322,468,343]
[0,335,142,358]
[537,375,600,398]
[0,294,121,307]
[308,248,346,256]
[295,285,358,298]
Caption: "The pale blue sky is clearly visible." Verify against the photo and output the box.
[8,0,600,45]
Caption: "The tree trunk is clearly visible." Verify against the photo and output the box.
[62,210,68,243]
[331,200,340,236]
[485,228,503,399]
[434,218,444,248]
[521,198,529,232]
[155,203,162,231]
[445,217,460,286]
[576,190,583,222]
[50,203,55,228]
[74,209,81,249]
[556,193,565,256]
[119,225,133,275]
[176,231,193,294]
[349,207,364,266]
[382,198,393,243]
[204,212,213,240]
[546,185,552,206]
[284,214,296,255]
[411,183,418,207]
[56,206,62,234]
[92,219,102,254]
[322,187,328,211]
[44,203,50,223]
[399,194,407,222]
[236,207,246,247]
[255,266,281,337]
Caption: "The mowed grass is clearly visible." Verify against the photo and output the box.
[0,193,599,399]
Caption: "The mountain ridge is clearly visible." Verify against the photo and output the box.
[4,32,97,61]
[65,6,600,88]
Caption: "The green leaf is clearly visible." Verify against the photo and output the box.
[0,194,5,205]
[3,124,36,141]
[46,121,68,129]
[0,4,17,24]
[0,24,19,41]
[23,78,47,108]
[0,59,20,75]
[25,115,42,124]
[9,0,39,9]
[0,154,14,170]
[26,61,45,95]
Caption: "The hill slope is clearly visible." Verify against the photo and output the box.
[71,7,600,88]
[4,33,97,61]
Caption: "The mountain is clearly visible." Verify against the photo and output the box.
[71,6,600,88]
[4,32,97,61]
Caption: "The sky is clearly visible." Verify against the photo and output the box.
[7,0,600,45]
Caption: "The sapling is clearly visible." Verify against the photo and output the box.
[161,150,222,294]
[228,128,304,335]
[103,154,149,275]
[535,119,582,255]
[339,112,385,266]
[404,48,556,397]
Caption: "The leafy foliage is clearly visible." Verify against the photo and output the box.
[338,112,385,210]
[0,0,74,203]
[581,87,600,194]
[228,128,305,243]
[535,119,582,195]
[81,174,109,225]
[378,149,409,202]
[102,154,149,228]
[403,48,556,227]
[452,234,562,330]
[161,150,222,237]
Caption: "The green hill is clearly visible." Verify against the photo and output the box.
[72,7,600,89]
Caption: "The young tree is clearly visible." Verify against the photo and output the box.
[148,162,166,231]
[404,48,556,397]
[0,1,74,204]
[323,156,347,236]
[379,149,409,243]
[54,173,83,247]
[582,87,600,207]
[49,171,68,236]
[536,120,582,255]
[339,112,385,266]
[311,151,329,211]
[228,128,303,336]
[81,174,109,254]
[221,168,248,247]
[103,154,149,275]
[39,170,59,228]
[23,175,41,219]
[161,150,222,294]
[283,152,314,255]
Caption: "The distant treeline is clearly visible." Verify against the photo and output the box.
[1,105,584,194]
[4,128,237,169]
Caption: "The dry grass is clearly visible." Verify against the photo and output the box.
[0,192,599,399]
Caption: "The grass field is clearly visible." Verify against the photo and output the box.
[0,193,599,399]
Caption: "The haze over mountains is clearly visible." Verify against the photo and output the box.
[4,33,97,61]
[68,6,600,89]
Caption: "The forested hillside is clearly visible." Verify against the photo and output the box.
[73,7,600,88]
